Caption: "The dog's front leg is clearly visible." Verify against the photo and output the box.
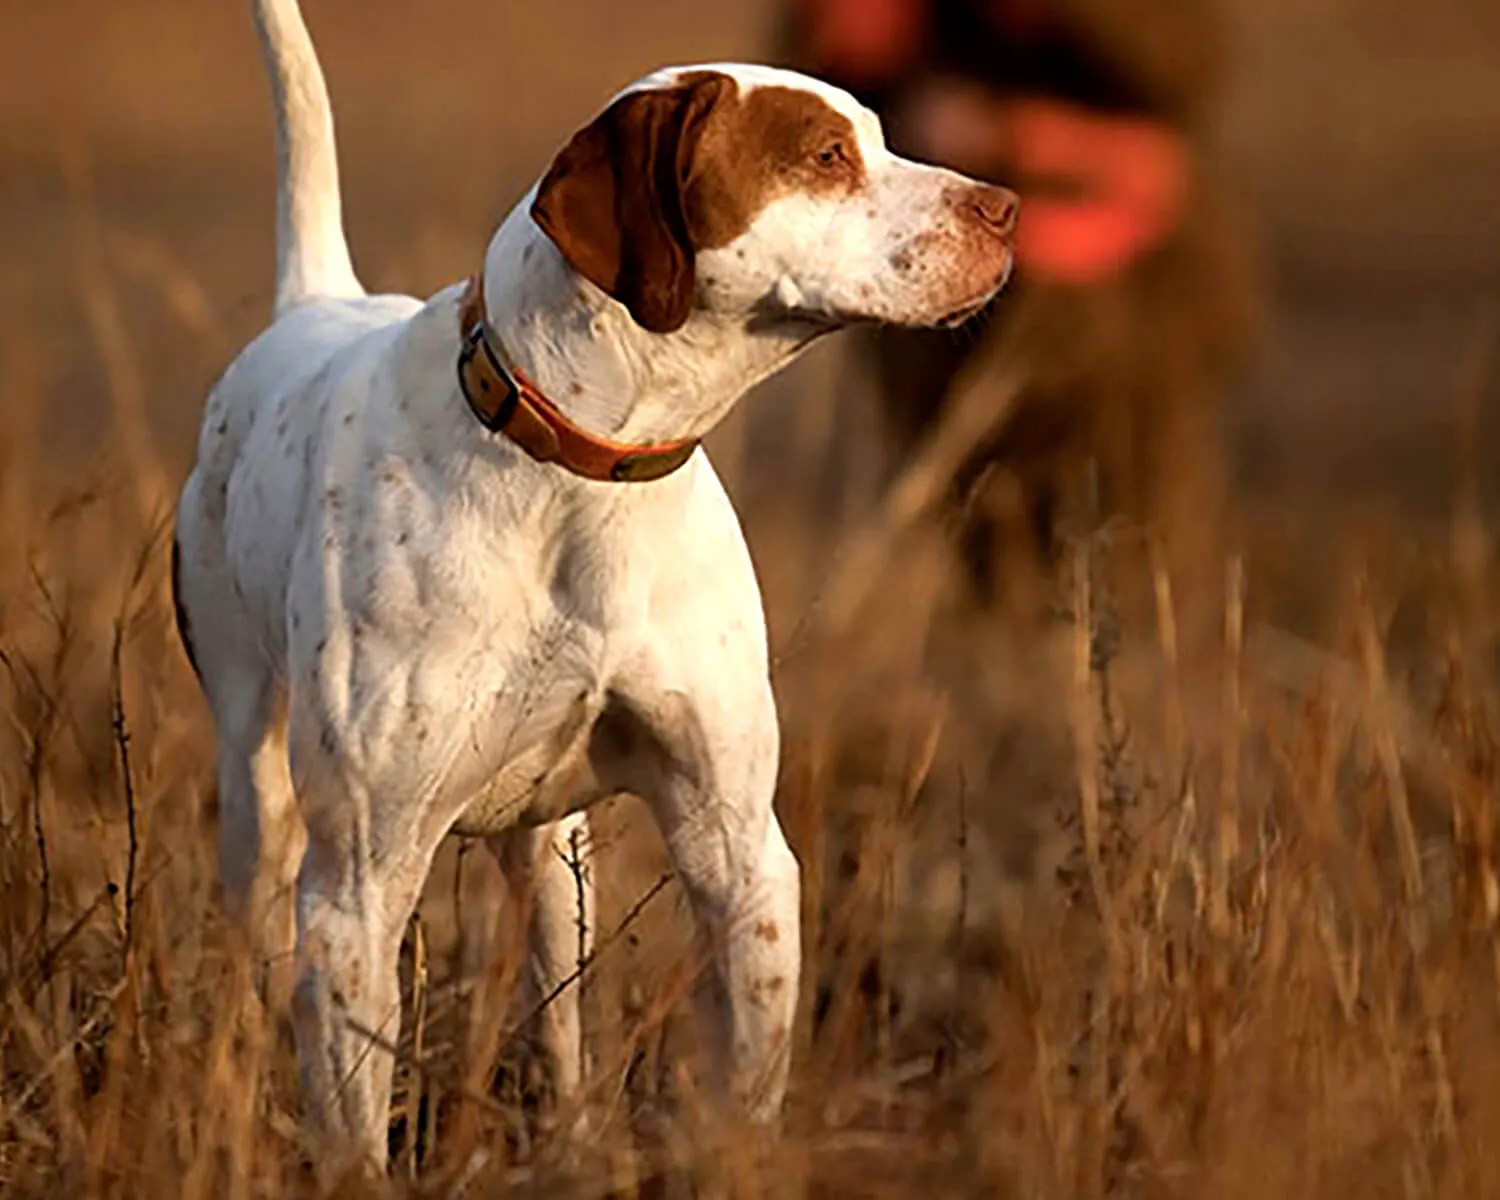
[287,751,436,1178]
[592,668,800,1122]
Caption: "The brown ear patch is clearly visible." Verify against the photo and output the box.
[683,81,867,250]
[531,73,731,334]
[532,71,867,332]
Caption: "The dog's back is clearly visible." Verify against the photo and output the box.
[178,296,421,676]
[174,0,426,692]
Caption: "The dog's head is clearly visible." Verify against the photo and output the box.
[530,64,1017,336]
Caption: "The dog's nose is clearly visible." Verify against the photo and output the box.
[970,185,1020,238]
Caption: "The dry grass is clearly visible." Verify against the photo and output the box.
[4,223,1500,1200]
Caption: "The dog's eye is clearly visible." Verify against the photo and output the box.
[815,141,845,168]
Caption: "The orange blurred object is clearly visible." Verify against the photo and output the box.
[1003,98,1190,285]
[798,0,925,86]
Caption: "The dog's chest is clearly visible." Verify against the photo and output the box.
[446,677,601,837]
[360,516,640,839]
[439,606,613,837]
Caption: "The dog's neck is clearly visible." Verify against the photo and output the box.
[477,194,820,447]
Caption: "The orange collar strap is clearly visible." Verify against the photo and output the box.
[455,275,699,483]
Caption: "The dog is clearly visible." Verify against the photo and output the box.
[172,0,1017,1172]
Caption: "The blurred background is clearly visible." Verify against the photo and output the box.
[3,0,1497,519]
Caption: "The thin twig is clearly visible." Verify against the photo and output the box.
[28,729,50,960]
[501,872,673,1055]
[8,637,59,956]
[109,618,139,957]
[27,883,119,998]
[343,1013,511,1123]
[105,519,166,960]
[405,910,429,1181]
[565,824,591,1009]
[13,856,172,1018]
[338,871,673,1133]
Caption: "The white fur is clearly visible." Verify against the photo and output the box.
[251,0,362,314]
[176,0,1014,1176]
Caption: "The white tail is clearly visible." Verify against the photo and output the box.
[251,0,364,317]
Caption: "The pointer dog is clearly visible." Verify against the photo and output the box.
[173,0,1017,1169]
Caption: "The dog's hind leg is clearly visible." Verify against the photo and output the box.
[173,519,304,995]
[491,811,596,1107]
[211,669,304,983]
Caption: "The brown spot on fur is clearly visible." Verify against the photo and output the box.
[754,919,780,944]
[532,71,864,334]
[748,975,788,1009]
[682,79,866,250]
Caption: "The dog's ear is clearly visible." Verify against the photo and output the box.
[531,73,729,335]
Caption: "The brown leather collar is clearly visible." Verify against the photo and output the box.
[456,275,699,483]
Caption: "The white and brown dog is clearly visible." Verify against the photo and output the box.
[172,0,1017,1171]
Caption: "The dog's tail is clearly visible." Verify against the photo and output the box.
[251,0,364,318]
